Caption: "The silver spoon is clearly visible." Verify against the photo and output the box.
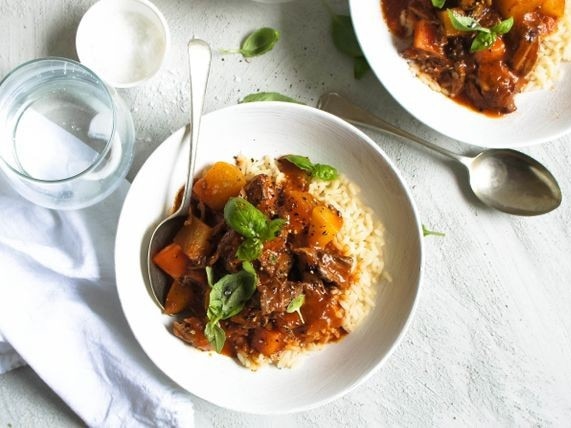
[317,92,562,216]
[147,39,212,310]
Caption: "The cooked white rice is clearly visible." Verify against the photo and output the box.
[234,155,385,369]
[527,2,571,90]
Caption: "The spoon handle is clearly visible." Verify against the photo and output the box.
[317,92,468,164]
[179,39,212,215]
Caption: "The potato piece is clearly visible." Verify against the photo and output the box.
[474,37,507,64]
[307,204,343,248]
[152,243,189,279]
[496,0,564,21]
[413,19,444,57]
[542,0,565,18]
[173,216,213,263]
[164,279,194,315]
[193,162,246,211]
[251,327,285,357]
[280,190,316,234]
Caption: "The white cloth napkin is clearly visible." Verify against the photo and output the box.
[0,111,194,426]
[0,179,194,427]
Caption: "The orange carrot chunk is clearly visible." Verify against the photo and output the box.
[152,243,189,279]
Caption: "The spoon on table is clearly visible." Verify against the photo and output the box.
[317,92,562,216]
[147,39,211,310]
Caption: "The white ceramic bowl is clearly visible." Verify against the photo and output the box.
[115,102,422,413]
[76,0,170,88]
[350,0,571,148]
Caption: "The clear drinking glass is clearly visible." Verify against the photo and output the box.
[0,57,134,210]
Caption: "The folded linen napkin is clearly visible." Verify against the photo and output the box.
[0,108,194,426]
[0,178,194,427]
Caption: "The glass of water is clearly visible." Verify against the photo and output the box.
[0,57,134,210]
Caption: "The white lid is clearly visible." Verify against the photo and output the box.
[76,0,170,88]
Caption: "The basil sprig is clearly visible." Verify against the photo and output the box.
[448,10,514,52]
[204,262,258,353]
[286,294,305,323]
[240,92,304,104]
[283,154,339,181]
[224,197,286,261]
[432,0,446,8]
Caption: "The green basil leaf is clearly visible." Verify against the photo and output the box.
[431,0,446,8]
[332,15,363,58]
[354,56,370,80]
[286,294,305,313]
[224,197,287,261]
[224,197,268,239]
[204,321,226,353]
[471,32,496,52]
[242,260,255,275]
[236,238,263,261]
[207,306,220,322]
[241,92,304,104]
[208,267,257,320]
[240,27,280,58]
[447,10,487,32]
[492,17,514,35]
[207,289,223,320]
[312,164,339,181]
[283,155,314,172]
[422,224,446,237]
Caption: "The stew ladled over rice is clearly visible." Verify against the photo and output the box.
[152,155,384,369]
[382,0,570,115]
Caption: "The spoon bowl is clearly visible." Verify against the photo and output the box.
[146,39,212,309]
[469,149,562,215]
[317,92,562,216]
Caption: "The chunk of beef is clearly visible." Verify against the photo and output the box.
[229,299,267,330]
[465,62,518,114]
[257,232,291,280]
[208,229,242,273]
[294,247,353,289]
[173,316,210,351]
[403,50,463,95]
[243,174,278,216]
[438,60,468,97]
[258,279,303,315]
[255,228,300,315]
[407,0,437,22]
[511,12,556,77]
